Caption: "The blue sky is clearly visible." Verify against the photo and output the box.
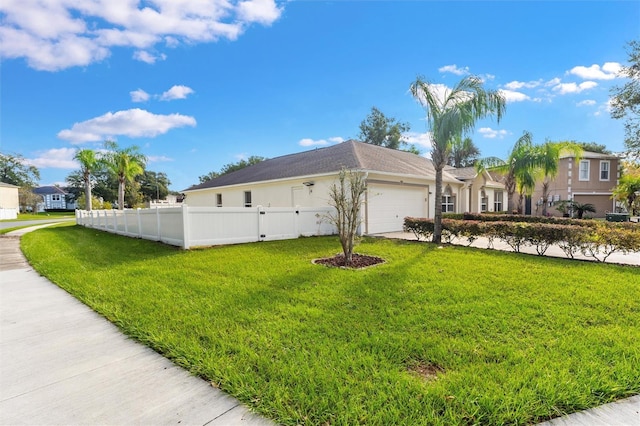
[1,1,638,191]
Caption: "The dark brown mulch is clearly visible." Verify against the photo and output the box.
[313,253,385,269]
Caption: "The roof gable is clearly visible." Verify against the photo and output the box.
[33,186,68,195]
[185,140,458,191]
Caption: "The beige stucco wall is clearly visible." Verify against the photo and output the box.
[0,185,19,209]
[458,174,506,213]
[530,155,619,218]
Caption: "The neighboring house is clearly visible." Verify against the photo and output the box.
[183,140,464,234]
[529,151,620,218]
[0,182,19,220]
[448,166,506,214]
[33,186,75,211]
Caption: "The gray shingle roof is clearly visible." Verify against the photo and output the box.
[450,167,478,180]
[33,186,68,195]
[184,140,458,191]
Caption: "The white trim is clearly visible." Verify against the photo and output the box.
[578,160,590,181]
[599,160,610,181]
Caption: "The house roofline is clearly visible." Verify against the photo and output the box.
[183,168,462,194]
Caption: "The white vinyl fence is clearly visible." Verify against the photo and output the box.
[75,205,336,249]
[0,208,18,220]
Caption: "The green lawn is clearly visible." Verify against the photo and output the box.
[1,211,75,222]
[21,225,640,425]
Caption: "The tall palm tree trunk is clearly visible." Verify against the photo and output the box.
[84,171,92,211]
[118,178,125,210]
[433,165,443,243]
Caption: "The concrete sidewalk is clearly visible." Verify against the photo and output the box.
[0,225,274,425]
[380,231,640,266]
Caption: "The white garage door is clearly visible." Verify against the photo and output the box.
[367,184,427,234]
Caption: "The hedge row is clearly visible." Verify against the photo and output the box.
[403,217,640,262]
[459,213,638,230]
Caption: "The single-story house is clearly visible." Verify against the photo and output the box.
[0,182,19,220]
[183,140,466,234]
[33,186,75,211]
[449,166,506,213]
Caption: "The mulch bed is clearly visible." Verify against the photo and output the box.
[313,253,385,269]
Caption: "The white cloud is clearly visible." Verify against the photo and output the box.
[160,85,195,101]
[576,99,596,107]
[148,155,174,162]
[478,127,508,139]
[298,137,344,147]
[237,0,283,25]
[499,89,531,103]
[25,147,77,169]
[568,62,622,80]
[57,108,197,143]
[545,77,561,87]
[552,81,598,95]
[133,50,167,64]
[503,80,541,90]
[438,64,469,76]
[130,89,150,103]
[402,132,432,149]
[0,0,283,71]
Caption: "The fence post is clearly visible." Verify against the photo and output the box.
[137,208,142,238]
[181,203,190,249]
[257,205,266,241]
[112,209,117,232]
[123,209,128,234]
[156,206,161,241]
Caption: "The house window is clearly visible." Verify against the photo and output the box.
[244,191,252,207]
[494,191,503,212]
[599,161,610,181]
[480,190,488,212]
[216,193,222,207]
[51,194,61,201]
[579,160,590,181]
[441,186,455,213]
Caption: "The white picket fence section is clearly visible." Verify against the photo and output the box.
[75,205,336,249]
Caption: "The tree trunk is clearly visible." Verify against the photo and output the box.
[118,179,125,210]
[433,164,443,244]
[541,180,549,217]
[84,179,92,211]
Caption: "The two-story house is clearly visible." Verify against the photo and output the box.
[530,151,620,218]
[33,186,75,211]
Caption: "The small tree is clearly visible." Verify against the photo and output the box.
[327,169,367,266]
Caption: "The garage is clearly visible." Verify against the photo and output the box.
[573,194,615,218]
[366,183,428,234]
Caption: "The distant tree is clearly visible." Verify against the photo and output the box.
[574,141,611,154]
[18,186,42,213]
[199,156,267,183]
[138,171,171,202]
[610,39,640,160]
[73,148,99,211]
[410,75,506,242]
[448,135,480,168]
[103,141,146,209]
[0,152,40,187]
[359,107,418,153]
[327,169,367,267]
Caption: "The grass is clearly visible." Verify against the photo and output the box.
[21,225,640,425]
[1,211,75,222]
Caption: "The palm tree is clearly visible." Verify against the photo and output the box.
[73,148,99,211]
[537,141,583,216]
[449,135,480,168]
[410,76,506,243]
[103,141,146,210]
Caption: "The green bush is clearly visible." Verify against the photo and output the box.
[404,217,640,261]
